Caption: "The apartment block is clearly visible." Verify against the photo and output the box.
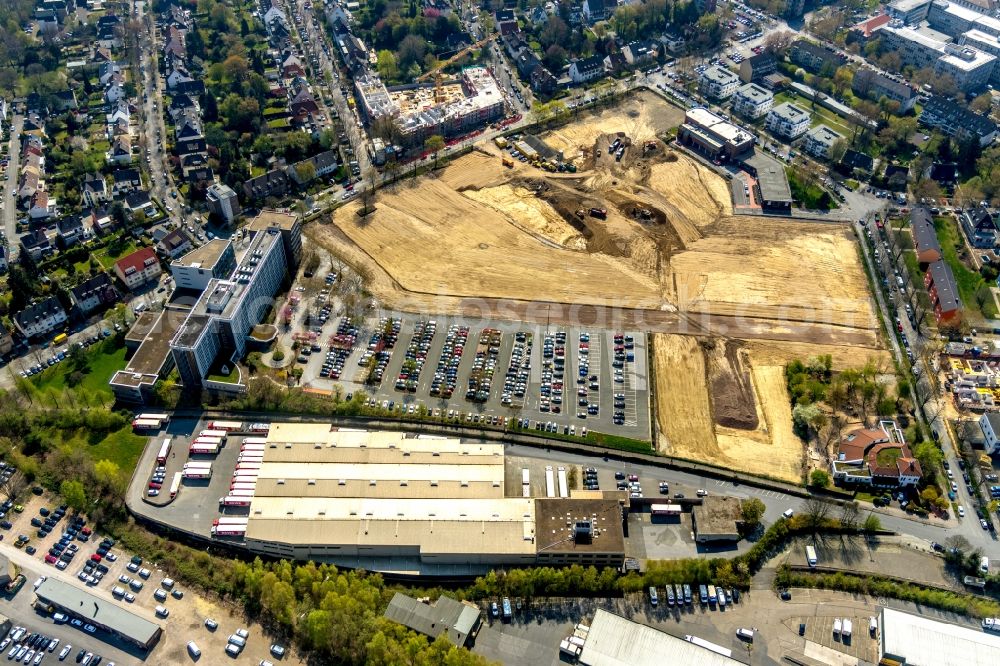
[803,124,846,159]
[731,83,774,120]
[698,65,740,99]
[765,102,811,140]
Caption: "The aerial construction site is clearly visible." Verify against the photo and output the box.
[310,91,887,483]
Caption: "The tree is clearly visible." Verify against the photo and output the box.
[376,50,398,82]
[802,496,831,531]
[60,479,87,512]
[424,134,445,169]
[809,469,830,487]
[827,139,849,165]
[741,498,766,528]
[840,501,860,530]
[862,513,882,533]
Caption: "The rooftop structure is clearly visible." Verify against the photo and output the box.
[912,207,944,262]
[579,609,741,666]
[692,495,744,542]
[677,108,755,162]
[34,578,161,649]
[743,152,792,211]
[832,420,923,487]
[384,593,481,647]
[109,307,187,403]
[880,607,1000,666]
[170,239,236,292]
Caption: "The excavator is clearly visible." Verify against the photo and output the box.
[415,32,499,104]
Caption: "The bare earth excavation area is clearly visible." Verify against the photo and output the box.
[309,92,886,482]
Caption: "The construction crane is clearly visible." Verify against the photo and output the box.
[416,32,498,104]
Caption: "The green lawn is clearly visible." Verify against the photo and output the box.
[786,168,835,210]
[933,216,999,319]
[773,91,854,138]
[875,446,902,468]
[31,339,127,399]
[93,238,141,270]
[87,427,147,470]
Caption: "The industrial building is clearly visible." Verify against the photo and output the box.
[109,307,188,403]
[238,425,626,574]
[742,152,793,212]
[169,239,237,292]
[676,108,755,162]
[578,609,741,666]
[384,593,482,646]
[34,578,162,650]
[878,607,1000,666]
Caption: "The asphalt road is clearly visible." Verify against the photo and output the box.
[2,114,23,254]
[137,1,174,221]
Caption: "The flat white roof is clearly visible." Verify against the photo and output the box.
[881,607,1000,666]
[256,461,503,483]
[580,610,740,666]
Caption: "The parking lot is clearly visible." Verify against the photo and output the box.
[1,474,296,666]
[291,313,652,441]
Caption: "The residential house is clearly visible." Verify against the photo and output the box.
[281,54,306,79]
[851,12,891,41]
[52,89,78,112]
[98,62,121,86]
[622,40,659,67]
[929,161,959,187]
[70,272,118,315]
[289,88,319,120]
[88,207,115,236]
[789,40,847,74]
[156,228,194,258]
[978,412,1000,455]
[112,168,142,197]
[173,79,205,96]
[166,67,193,90]
[582,0,614,23]
[569,56,606,83]
[960,207,999,248]
[106,100,131,126]
[852,68,917,113]
[603,51,628,75]
[175,137,207,158]
[57,214,88,248]
[18,169,40,201]
[920,96,1000,147]
[660,32,686,55]
[28,191,56,220]
[104,82,126,104]
[911,206,943,264]
[531,66,558,94]
[803,124,845,159]
[831,421,923,488]
[168,93,198,120]
[19,229,53,261]
[495,8,518,35]
[12,297,68,339]
[842,149,875,173]
[108,137,132,164]
[732,82,774,119]
[699,65,740,99]
[286,151,339,186]
[738,52,777,83]
[113,247,162,290]
[186,167,215,185]
[82,173,110,208]
[124,190,155,217]
[925,259,962,324]
[765,102,811,139]
[243,169,290,201]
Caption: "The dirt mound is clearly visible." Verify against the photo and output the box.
[703,338,759,430]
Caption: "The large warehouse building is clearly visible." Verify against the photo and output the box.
[240,425,626,574]
[879,607,1000,665]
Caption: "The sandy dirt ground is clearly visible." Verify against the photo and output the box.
[746,340,892,371]
[653,335,804,483]
[464,184,587,249]
[652,334,718,459]
[541,90,685,162]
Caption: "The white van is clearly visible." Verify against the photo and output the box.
[186,642,200,658]
[833,618,842,636]
[155,605,169,618]
[782,508,794,519]
[869,616,878,637]
[981,556,990,573]
[161,577,175,589]
[736,627,754,641]
[228,635,247,649]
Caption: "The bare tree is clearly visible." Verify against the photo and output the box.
[803,497,832,532]
[0,470,28,502]
[840,501,860,530]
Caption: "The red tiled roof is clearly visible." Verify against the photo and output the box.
[115,247,158,275]
[855,14,889,38]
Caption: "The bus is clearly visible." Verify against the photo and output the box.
[168,473,182,499]
[156,439,172,465]
[650,504,683,517]
[248,423,270,433]
[189,443,220,456]
[53,333,68,345]
[207,420,243,432]
[211,525,247,536]
[805,545,818,567]
[219,495,253,507]
[134,419,164,432]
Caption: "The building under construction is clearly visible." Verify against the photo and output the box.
[355,66,505,146]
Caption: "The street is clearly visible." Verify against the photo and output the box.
[1,113,23,255]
